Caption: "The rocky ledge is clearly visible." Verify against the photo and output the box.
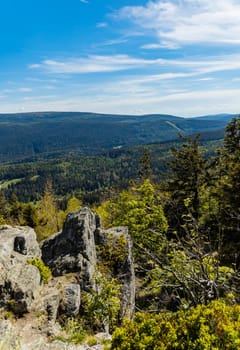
[0,207,135,349]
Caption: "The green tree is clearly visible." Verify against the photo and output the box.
[97,179,168,256]
[138,148,152,181]
[0,190,9,224]
[9,194,24,225]
[166,135,206,235]
[57,196,83,229]
[65,196,82,215]
[215,117,240,265]
[35,181,60,240]
[22,202,38,228]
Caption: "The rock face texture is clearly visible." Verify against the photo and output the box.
[96,227,135,320]
[0,320,21,350]
[0,226,42,315]
[41,207,135,319]
[60,284,81,317]
[41,208,98,290]
[0,207,135,349]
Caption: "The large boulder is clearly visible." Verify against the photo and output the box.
[41,208,98,290]
[0,226,42,315]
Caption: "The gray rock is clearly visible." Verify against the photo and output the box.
[98,227,135,320]
[0,226,42,315]
[60,284,81,317]
[6,264,41,314]
[0,320,21,350]
[44,290,60,322]
[41,208,97,290]
[0,225,41,262]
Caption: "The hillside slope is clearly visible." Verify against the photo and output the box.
[0,112,235,162]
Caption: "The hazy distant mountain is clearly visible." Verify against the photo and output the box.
[192,113,237,121]
[0,111,235,162]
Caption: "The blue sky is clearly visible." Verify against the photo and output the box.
[1,0,240,116]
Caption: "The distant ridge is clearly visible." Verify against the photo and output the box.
[190,113,238,121]
[0,111,235,162]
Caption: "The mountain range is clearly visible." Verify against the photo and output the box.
[0,112,237,162]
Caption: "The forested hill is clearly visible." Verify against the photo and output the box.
[0,111,236,162]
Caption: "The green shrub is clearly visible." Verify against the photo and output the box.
[27,258,51,284]
[81,272,121,332]
[97,233,128,272]
[54,318,87,345]
[111,300,240,349]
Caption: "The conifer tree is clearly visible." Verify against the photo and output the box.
[216,117,240,264]
[0,190,8,224]
[166,135,205,235]
[138,148,152,181]
[35,180,60,240]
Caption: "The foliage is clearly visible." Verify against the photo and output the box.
[166,135,206,234]
[65,196,82,214]
[97,233,128,273]
[0,134,222,205]
[111,300,240,350]
[35,181,62,240]
[22,202,38,227]
[216,117,240,264]
[27,258,51,284]
[138,148,152,180]
[97,179,168,257]
[0,116,239,346]
[81,272,121,333]
[55,318,87,345]
[0,111,228,163]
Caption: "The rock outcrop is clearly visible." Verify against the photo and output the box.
[0,207,135,348]
[41,207,135,320]
[41,208,98,290]
[0,226,42,315]
[96,226,135,320]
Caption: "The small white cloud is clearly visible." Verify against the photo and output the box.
[18,87,32,92]
[141,43,166,49]
[197,77,215,81]
[80,0,88,3]
[29,64,41,69]
[97,38,128,47]
[96,22,107,28]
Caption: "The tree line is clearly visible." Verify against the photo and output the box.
[0,116,239,348]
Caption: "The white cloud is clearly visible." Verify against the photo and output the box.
[18,87,32,92]
[1,88,240,117]
[29,53,240,77]
[117,0,240,47]
[0,87,32,94]
[197,77,215,81]
[96,38,128,47]
[96,22,108,28]
[29,55,165,74]
[141,43,168,49]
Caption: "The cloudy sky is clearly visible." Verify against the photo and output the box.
[1,0,240,116]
